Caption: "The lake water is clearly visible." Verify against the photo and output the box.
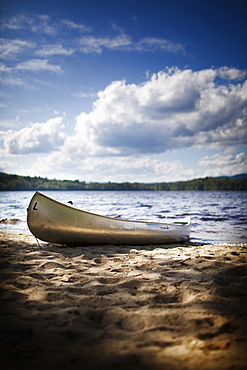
[0,190,247,246]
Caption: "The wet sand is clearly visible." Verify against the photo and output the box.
[0,231,247,370]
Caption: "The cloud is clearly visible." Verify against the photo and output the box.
[0,61,32,87]
[199,152,247,177]
[1,13,185,61]
[15,59,63,73]
[0,14,33,30]
[0,39,36,59]
[3,66,245,158]
[35,44,75,57]
[137,37,185,53]
[1,66,246,181]
[0,62,11,73]
[79,35,132,54]
[78,34,185,54]
[0,74,28,87]
[194,117,247,148]
[218,67,246,80]
[69,67,246,156]
[1,14,57,35]
[61,19,91,32]
[1,14,89,35]
[2,117,65,154]
[32,152,195,182]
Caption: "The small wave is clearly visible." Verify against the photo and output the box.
[237,220,247,225]
[137,204,153,208]
[106,214,123,219]
[201,216,228,221]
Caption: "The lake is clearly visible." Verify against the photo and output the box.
[0,190,247,246]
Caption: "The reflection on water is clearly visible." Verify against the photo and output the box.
[0,190,246,245]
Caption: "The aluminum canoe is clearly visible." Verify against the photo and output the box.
[27,192,191,245]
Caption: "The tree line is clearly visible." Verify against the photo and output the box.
[0,172,246,191]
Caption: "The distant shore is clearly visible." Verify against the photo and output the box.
[1,172,247,191]
[1,231,247,370]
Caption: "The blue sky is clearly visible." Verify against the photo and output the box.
[0,0,246,182]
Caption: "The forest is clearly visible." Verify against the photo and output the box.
[0,172,246,191]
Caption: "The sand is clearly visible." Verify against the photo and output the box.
[0,231,247,370]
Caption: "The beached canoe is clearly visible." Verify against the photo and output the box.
[27,192,191,245]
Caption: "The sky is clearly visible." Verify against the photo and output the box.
[0,0,246,183]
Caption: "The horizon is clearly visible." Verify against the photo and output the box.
[0,0,246,182]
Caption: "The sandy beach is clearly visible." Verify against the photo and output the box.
[0,231,247,370]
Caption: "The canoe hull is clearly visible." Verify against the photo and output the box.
[27,192,191,245]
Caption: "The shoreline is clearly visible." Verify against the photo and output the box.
[1,232,247,369]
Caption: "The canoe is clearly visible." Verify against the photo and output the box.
[27,192,191,245]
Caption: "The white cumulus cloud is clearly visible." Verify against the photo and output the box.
[218,67,246,80]
[69,67,247,156]
[32,152,195,183]
[199,152,247,177]
[2,117,65,154]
